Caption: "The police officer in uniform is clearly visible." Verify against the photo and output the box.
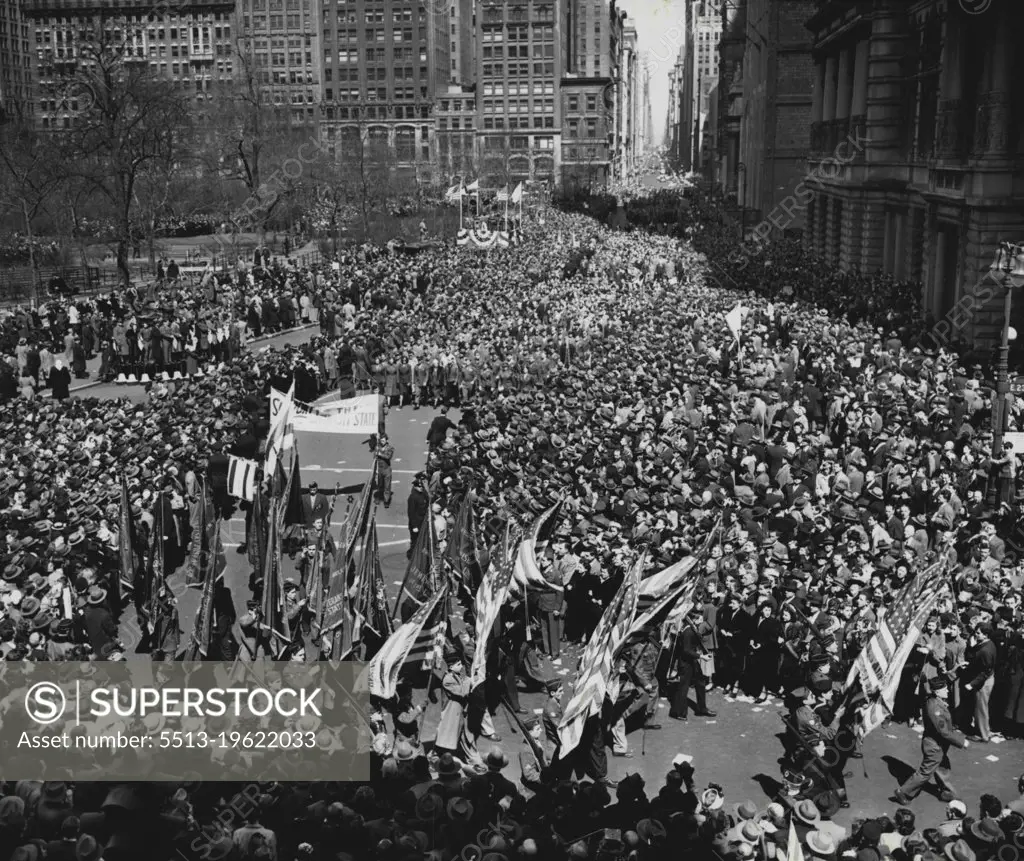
[893,675,967,805]
[376,433,395,508]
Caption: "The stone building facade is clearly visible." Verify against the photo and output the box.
[804,0,1024,347]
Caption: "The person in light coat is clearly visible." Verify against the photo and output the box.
[436,649,471,754]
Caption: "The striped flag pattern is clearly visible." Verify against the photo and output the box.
[470,554,515,690]
[227,455,258,501]
[357,585,448,699]
[558,557,642,757]
[636,518,721,616]
[845,558,948,737]
[511,501,564,594]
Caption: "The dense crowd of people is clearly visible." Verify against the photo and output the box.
[1,187,1024,861]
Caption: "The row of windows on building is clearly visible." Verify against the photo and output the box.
[321,104,431,119]
[323,65,426,81]
[325,85,428,100]
[482,80,553,95]
[248,0,311,11]
[482,43,555,58]
[322,8,425,24]
[565,117,599,137]
[483,61,555,77]
[482,97,554,113]
[246,14,311,30]
[326,46,429,62]
[480,4,554,23]
[481,24,554,42]
[482,115,554,129]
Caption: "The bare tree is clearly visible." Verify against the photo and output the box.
[0,120,65,290]
[51,16,193,285]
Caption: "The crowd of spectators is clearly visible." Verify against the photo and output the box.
[1,191,1023,861]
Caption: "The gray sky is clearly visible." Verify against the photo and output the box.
[619,0,688,146]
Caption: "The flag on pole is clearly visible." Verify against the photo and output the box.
[844,558,948,737]
[445,492,484,598]
[636,518,721,617]
[786,821,805,861]
[495,186,509,202]
[466,179,479,192]
[227,455,258,501]
[266,382,296,476]
[511,501,564,594]
[725,303,744,345]
[393,490,439,622]
[470,554,515,690]
[356,585,448,699]
[558,558,642,756]
[184,516,226,659]
[118,473,137,599]
[511,182,523,204]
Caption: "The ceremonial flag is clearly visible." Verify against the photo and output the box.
[466,179,479,192]
[725,303,744,345]
[511,182,523,204]
[495,186,509,202]
[266,382,296,476]
[247,484,267,577]
[845,558,948,737]
[227,455,258,502]
[118,473,136,600]
[445,492,484,598]
[356,585,448,699]
[282,448,305,527]
[393,493,439,623]
[470,553,515,690]
[558,558,642,756]
[636,518,722,617]
[184,516,226,660]
[261,498,290,656]
[511,500,564,594]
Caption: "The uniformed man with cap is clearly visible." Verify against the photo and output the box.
[375,434,395,508]
[893,674,967,805]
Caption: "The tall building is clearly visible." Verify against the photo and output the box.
[319,0,451,182]
[23,0,236,130]
[691,0,721,173]
[641,58,651,155]
[238,0,318,129]
[804,0,1024,348]
[714,0,745,197]
[616,22,637,178]
[736,0,814,230]
[448,0,474,86]
[0,0,34,120]
[560,0,625,190]
[476,0,559,188]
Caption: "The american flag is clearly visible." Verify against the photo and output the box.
[636,518,721,617]
[356,585,448,699]
[511,500,564,594]
[845,558,948,737]
[558,556,642,757]
[470,555,515,690]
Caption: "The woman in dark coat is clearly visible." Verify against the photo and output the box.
[71,339,88,379]
[745,600,783,702]
[49,359,72,400]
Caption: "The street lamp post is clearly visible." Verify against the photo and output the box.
[988,241,1024,459]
